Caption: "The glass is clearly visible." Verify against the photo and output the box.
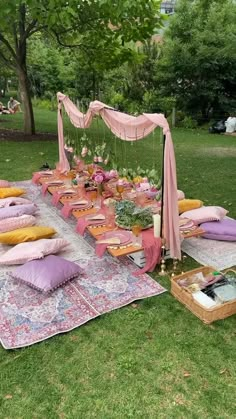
[87,165,94,176]
[77,179,86,198]
[90,190,97,203]
[116,184,124,200]
[106,206,115,228]
[94,196,102,210]
[136,192,146,207]
[131,224,142,246]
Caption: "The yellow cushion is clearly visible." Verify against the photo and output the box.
[0,226,56,244]
[0,188,26,198]
[178,199,203,214]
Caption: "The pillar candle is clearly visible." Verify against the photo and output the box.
[153,214,161,238]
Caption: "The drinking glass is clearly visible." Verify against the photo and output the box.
[131,224,142,246]
[116,184,124,200]
[90,190,97,204]
[106,206,115,228]
[87,165,94,176]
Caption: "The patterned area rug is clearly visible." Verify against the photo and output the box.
[0,181,166,349]
[182,236,236,271]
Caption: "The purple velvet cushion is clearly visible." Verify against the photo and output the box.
[8,255,82,293]
[0,204,37,220]
[200,218,236,241]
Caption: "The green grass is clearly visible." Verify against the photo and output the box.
[0,109,236,418]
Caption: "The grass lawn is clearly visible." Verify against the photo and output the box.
[0,109,236,418]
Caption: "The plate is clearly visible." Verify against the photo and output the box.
[72,203,93,210]
[115,221,153,230]
[99,231,132,245]
[61,189,77,195]
[46,180,64,185]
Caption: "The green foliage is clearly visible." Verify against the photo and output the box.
[157,0,236,120]
[178,116,198,129]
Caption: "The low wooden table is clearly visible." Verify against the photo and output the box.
[39,176,205,259]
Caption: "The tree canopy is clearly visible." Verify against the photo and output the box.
[156,0,236,119]
[0,0,161,133]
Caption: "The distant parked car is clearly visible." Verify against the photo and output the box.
[209,119,226,134]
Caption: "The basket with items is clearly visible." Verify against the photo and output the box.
[171,267,236,324]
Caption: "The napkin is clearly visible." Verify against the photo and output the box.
[76,212,106,235]
[133,234,161,276]
[51,189,77,206]
[61,200,89,218]
[41,180,64,196]
[32,171,53,184]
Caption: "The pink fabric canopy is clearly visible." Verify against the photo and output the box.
[57,92,181,260]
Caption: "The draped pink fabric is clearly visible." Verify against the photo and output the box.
[56,92,181,260]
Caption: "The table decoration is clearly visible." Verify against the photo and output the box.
[114,200,153,230]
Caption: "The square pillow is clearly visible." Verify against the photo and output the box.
[0,238,69,265]
[0,226,56,244]
[0,197,32,208]
[201,218,236,241]
[180,206,228,225]
[8,255,82,293]
[0,204,37,220]
[0,187,25,198]
[178,199,203,214]
[0,214,36,233]
[0,180,10,188]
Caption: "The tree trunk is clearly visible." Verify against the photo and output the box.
[17,66,35,134]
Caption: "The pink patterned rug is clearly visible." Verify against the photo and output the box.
[0,181,166,349]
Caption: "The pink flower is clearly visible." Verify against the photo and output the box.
[98,156,103,163]
[68,147,74,153]
[94,156,98,163]
[94,174,104,184]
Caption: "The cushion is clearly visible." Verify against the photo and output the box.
[178,199,203,214]
[180,206,228,225]
[0,204,37,220]
[0,238,69,265]
[177,190,185,201]
[0,226,56,244]
[0,187,25,198]
[201,218,236,241]
[8,255,82,293]
[0,214,36,233]
[0,197,32,208]
[0,180,10,188]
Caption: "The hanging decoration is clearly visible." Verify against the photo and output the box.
[56,92,181,260]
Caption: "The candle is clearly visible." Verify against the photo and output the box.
[153,214,161,238]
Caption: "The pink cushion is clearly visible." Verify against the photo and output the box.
[0,197,32,208]
[0,238,69,265]
[0,215,36,233]
[0,204,37,220]
[8,255,82,293]
[180,206,228,225]
[0,180,10,188]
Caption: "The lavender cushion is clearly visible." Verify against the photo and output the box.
[0,204,37,220]
[201,218,236,241]
[8,255,82,293]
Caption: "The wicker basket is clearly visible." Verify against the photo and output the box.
[171,267,236,324]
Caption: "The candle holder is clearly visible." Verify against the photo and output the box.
[171,257,179,277]
[159,238,167,276]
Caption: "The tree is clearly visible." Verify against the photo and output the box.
[0,0,161,134]
[156,0,236,120]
